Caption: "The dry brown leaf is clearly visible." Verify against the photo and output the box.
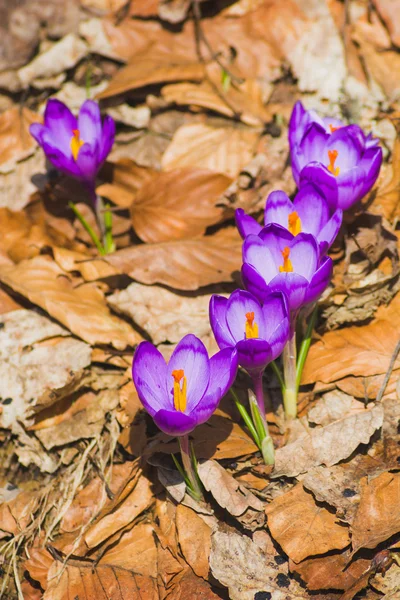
[302,293,400,385]
[99,523,157,578]
[273,403,383,478]
[0,255,141,349]
[105,226,242,290]
[97,159,157,209]
[108,282,215,345]
[130,168,231,243]
[0,490,39,539]
[351,472,400,552]
[161,123,259,178]
[99,49,205,99]
[210,529,308,600]
[175,504,211,579]
[307,391,366,426]
[167,569,222,599]
[371,562,400,595]
[198,459,263,517]
[266,484,350,563]
[374,0,400,46]
[193,415,258,460]
[42,558,158,600]
[24,547,54,590]
[371,135,400,222]
[0,107,39,167]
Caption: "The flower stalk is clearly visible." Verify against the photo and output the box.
[248,389,274,465]
[283,330,297,419]
[179,435,203,501]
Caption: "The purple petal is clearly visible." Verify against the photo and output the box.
[153,409,197,436]
[288,101,307,151]
[242,234,278,284]
[40,131,82,178]
[258,224,294,270]
[293,184,330,236]
[132,341,168,417]
[193,347,238,424]
[225,289,266,342]
[260,291,289,339]
[29,123,46,145]
[98,115,116,164]
[78,100,102,147]
[43,99,77,154]
[241,263,271,301]
[336,166,366,210]
[317,207,342,253]
[168,334,210,411]
[236,338,272,372]
[268,273,308,312]
[365,132,380,149]
[289,233,319,280]
[299,163,338,212]
[235,208,262,239]
[305,257,333,304]
[358,146,383,201]
[326,125,364,170]
[209,295,235,349]
[297,122,329,166]
[76,143,100,183]
[264,191,293,229]
[321,116,344,131]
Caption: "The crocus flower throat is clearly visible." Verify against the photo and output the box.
[288,211,301,235]
[245,311,258,339]
[279,247,293,272]
[70,129,84,161]
[172,369,187,412]
[327,150,340,176]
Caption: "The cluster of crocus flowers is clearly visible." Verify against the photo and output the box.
[30,99,116,254]
[131,100,382,482]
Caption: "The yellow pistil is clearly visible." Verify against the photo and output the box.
[70,129,84,161]
[288,211,302,236]
[245,311,259,339]
[327,149,340,177]
[172,369,187,412]
[279,246,293,273]
[329,124,340,133]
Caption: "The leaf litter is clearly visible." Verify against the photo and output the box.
[1,1,400,599]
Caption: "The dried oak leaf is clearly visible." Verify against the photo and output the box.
[161,123,259,178]
[105,226,242,291]
[302,293,400,385]
[98,48,205,99]
[175,504,211,579]
[273,402,383,478]
[130,168,231,243]
[351,472,400,552]
[0,255,141,349]
[265,484,350,563]
[210,529,308,600]
[42,559,158,600]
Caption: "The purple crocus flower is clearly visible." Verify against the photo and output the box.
[288,101,382,210]
[235,184,342,255]
[242,224,332,314]
[209,290,289,375]
[132,334,238,436]
[30,99,115,198]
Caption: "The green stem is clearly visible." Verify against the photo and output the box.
[283,330,297,419]
[68,202,105,255]
[248,389,275,465]
[103,204,116,254]
[231,389,261,449]
[296,305,318,391]
[179,435,203,501]
[270,359,285,392]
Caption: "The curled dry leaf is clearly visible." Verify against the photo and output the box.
[351,472,400,552]
[24,547,54,590]
[98,159,157,209]
[175,504,212,579]
[273,402,383,478]
[0,255,141,349]
[307,391,365,426]
[130,168,231,243]
[108,282,215,345]
[105,226,242,291]
[0,490,39,539]
[98,49,205,99]
[265,484,350,563]
[197,459,263,517]
[161,123,259,178]
[210,529,308,600]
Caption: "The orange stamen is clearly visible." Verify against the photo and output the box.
[245,311,259,339]
[288,211,302,236]
[327,149,340,177]
[70,129,84,161]
[329,124,340,133]
[279,246,293,273]
[172,369,187,412]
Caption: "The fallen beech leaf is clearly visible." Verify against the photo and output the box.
[0,107,39,166]
[130,168,231,243]
[175,504,211,579]
[108,282,215,345]
[99,523,157,578]
[161,123,259,178]
[0,490,39,539]
[290,550,370,591]
[210,529,308,600]
[265,484,350,563]
[42,559,158,600]
[97,159,157,209]
[167,569,221,599]
[302,293,400,385]
[105,226,242,290]
[351,472,400,552]
[197,459,263,516]
[24,547,54,590]
[273,403,383,478]
[0,255,141,349]
[99,49,205,99]
[371,135,400,221]
[307,391,365,426]
[374,0,400,46]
